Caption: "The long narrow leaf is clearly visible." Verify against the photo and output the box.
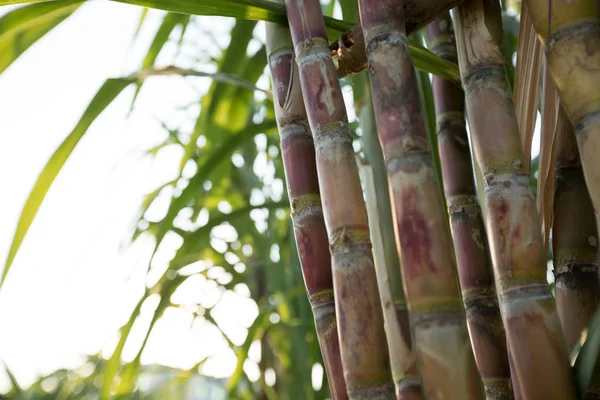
[1,78,130,287]
[0,0,81,74]
[129,12,190,112]
[113,0,353,32]
[0,357,22,396]
[1,67,270,288]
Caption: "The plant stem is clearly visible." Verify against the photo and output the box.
[552,110,600,353]
[285,0,395,398]
[358,0,484,398]
[265,16,348,400]
[453,1,577,398]
[359,87,424,399]
[426,13,514,400]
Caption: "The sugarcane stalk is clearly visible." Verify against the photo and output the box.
[358,0,484,398]
[358,88,423,399]
[453,1,577,398]
[284,0,394,398]
[425,13,514,400]
[552,109,600,353]
[524,0,600,230]
[265,16,348,400]
[332,0,466,77]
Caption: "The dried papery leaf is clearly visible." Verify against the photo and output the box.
[513,1,543,173]
[537,62,563,254]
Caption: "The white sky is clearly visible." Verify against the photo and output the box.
[0,2,264,391]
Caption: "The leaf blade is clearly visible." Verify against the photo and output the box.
[0,0,82,74]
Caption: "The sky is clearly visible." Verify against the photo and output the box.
[0,2,265,391]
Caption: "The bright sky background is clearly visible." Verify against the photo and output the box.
[0,2,267,392]
[0,2,539,394]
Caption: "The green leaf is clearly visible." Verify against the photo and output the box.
[132,7,149,44]
[572,305,600,398]
[409,40,460,83]
[1,78,131,288]
[226,285,304,396]
[112,0,353,32]
[100,292,147,400]
[0,357,22,396]
[0,0,81,74]
[135,65,271,97]
[142,13,188,69]
[173,200,289,269]
[130,12,190,112]
[2,67,270,288]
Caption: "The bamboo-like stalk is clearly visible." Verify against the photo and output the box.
[552,112,600,352]
[358,91,423,400]
[524,0,600,230]
[265,17,348,400]
[425,13,513,400]
[453,1,577,398]
[358,1,483,398]
[284,1,394,398]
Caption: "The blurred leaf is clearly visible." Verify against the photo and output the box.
[173,200,288,268]
[572,305,600,398]
[2,68,270,288]
[1,78,130,288]
[0,357,22,396]
[101,293,147,400]
[129,12,190,111]
[136,65,272,98]
[132,7,149,43]
[0,0,81,74]
[226,285,304,396]
[180,19,257,170]
[150,119,277,248]
[142,13,189,69]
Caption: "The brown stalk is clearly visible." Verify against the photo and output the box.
[265,14,348,399]
[426,13,514,400]
[358,0,484,398]
[358,92,423,400]
[285,0,394,398]
[552,106,600,354]
[453,1,576,398]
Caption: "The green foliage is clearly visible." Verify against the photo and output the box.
[0,1,81,73]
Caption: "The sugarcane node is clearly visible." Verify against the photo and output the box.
[546,20,600,54]
[409,306,465,327]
